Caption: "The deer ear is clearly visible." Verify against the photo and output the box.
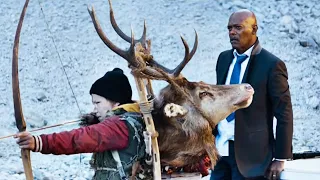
[164,103,188,117]
[186,81,196,90]
[175,77,192,87]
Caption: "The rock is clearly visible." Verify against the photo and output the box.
[302,76,312,83]
[279,26,289,33]
[279,15,301,34]
[270,9,281,18]
[37,92,48,102]
[232,0,247,9]
[314,75,320,90]
[311,6,320,17]
[280,15,293,29]
[296,2,304,7]
[288,33,296,39]
[311,35,320,46]
[26,112,48,128]
[221,0,247,10]
[11,165,24,175]
[306,96,320,110]
[281,15,292,24]
[33,169,47,180]
[299,41,308,47]
[252,7,262,13]
[291,21,300,33]
[280,6,290,16]
[299,37,318,47]
[222,2,232,9]
[255,12,265,23]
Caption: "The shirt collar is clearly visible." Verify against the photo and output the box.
[233,45,254,58]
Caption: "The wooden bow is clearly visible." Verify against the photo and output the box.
[12,0,33,179]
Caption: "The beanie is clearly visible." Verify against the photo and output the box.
[89,68,133,104]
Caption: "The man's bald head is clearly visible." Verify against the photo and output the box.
[230,9,257,25]
[227,9,258,53]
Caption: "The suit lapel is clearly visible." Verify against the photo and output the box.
[241,40,262,83]
[241,56,254,83]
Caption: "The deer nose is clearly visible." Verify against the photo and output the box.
[244,84,253,91]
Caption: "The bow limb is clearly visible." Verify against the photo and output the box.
[12,0,33,179]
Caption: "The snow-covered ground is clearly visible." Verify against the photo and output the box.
[0,0,319,179]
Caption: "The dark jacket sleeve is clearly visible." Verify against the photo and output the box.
[38,116,129,155]
[268,60,293,159]
[215,52,223,85]
[212,52,223,136]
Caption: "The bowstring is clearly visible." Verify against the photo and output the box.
[37,0,84,176]
[37,0,82,115]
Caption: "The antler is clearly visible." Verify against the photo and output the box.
[12,0,33,179]
[108,0,147,46]
[148,31,198,77]
[88,0,198,81]
[87,5,163,79]
[88,5,137,66]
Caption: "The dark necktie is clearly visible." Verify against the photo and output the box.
[226,54,248,122]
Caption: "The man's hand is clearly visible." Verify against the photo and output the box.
[265,160,285,180]
[14,131,35,150]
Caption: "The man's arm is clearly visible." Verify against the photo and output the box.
[268,60,293,159]
[265,59,293,179]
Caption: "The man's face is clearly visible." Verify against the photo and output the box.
[91,94,119,121]
[227,13,257,53]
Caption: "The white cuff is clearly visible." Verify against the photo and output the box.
[274,159,286,162]
[33,135,43,152]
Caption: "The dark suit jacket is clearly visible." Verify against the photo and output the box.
[215,40,293,177]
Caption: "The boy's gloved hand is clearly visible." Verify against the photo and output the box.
[79,112,100,126]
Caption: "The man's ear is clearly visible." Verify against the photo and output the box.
[252,25,258,35]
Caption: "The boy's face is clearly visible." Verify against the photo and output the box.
[91,94,119,121]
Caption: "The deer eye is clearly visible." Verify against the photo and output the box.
[199,92,213,99]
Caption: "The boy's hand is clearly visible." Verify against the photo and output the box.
[79,112,100,126]
[14,131,35,151]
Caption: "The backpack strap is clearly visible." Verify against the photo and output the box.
[111,150,128,180]
[111,113,145,180]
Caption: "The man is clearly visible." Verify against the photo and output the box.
[15,68,150,180]
[211,9,293,180]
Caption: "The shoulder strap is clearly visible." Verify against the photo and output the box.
[111,150,128,180]
[125,117,142,142]
[123,116,146,160]
[111,114,144,180]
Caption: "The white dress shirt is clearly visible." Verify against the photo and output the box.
[215,45,254,156]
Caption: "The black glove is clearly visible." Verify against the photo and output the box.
[79,112,100,126]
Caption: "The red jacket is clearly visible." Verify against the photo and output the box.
[34,116,129,155]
